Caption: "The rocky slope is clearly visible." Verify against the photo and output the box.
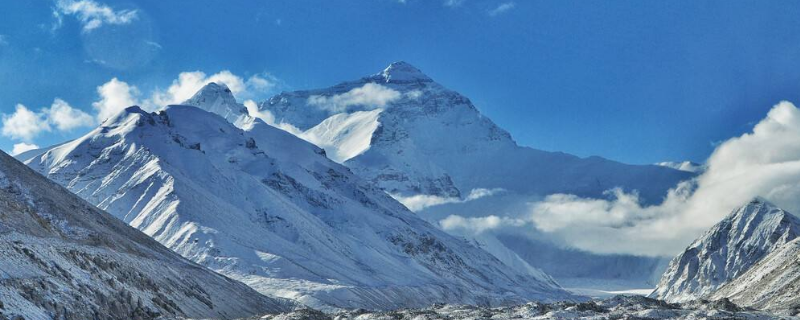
[242,296,793,320]
[0,150,288,320]
[651,197,800,303]
[22,100,574,311]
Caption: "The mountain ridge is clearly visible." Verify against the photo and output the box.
[22,102,576,311]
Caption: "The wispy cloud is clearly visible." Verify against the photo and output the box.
[488,2,515,16]
[53,0,138,32]
[392,188,505,212]
[444,0,465,7]
[307,83,402,113]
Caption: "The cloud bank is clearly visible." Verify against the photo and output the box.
[432,101,800,257]
[526,101,800,256]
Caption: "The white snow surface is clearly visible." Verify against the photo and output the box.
[0,150,288,320]
[651,197,800,303]
[23,102,575,311]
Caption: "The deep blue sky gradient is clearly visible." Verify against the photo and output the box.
[2,0,800,164]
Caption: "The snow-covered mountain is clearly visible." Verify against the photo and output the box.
[257,62,694,289]
[22,97,575,310]
[260,61,693,203]
[0,150,287,319]
[651,197,800,303]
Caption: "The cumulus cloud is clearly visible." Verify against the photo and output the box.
[392,188,505,212]
[307,83,402,113]
[1,100,95,142]
[523,101,800,256]
[11,143,40,156]
[1,105,50,141]
[45,98,95,131]
[93,77,141,122]
[54,0,138,32]
[488,2,516,16]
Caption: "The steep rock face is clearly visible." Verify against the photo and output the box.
[711,237,800,312]
[0,151,288,320]
[651,198,800,303]
[24,105,574,311]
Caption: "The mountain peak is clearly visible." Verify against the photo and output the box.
[379,61,432,83]
[187,82,237,103]
[731,196,791,222]
[182,81,254,128]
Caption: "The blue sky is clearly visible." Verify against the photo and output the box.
[1,0,800,164]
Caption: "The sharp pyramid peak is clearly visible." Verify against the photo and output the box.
[378,61,433,83]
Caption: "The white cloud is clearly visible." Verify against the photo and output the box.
[440,215,526,235]
[488,2,515,16]
[1,105,51,141]
[54,0,138,32]
[0,35,8,46]
[1,99,95,142]
[523,101,800,256]
[92,77,141,122]
[392,188,504,212]
[445,0,465,7]
[307,83,402,113]
[45,98,95,131]
[11,143,40,156]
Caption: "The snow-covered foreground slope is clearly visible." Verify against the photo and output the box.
[23,103,574,311]
[244,296,794,320]
[0,151,288,319]
[257,62,693,289]
[651,198,800,303]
